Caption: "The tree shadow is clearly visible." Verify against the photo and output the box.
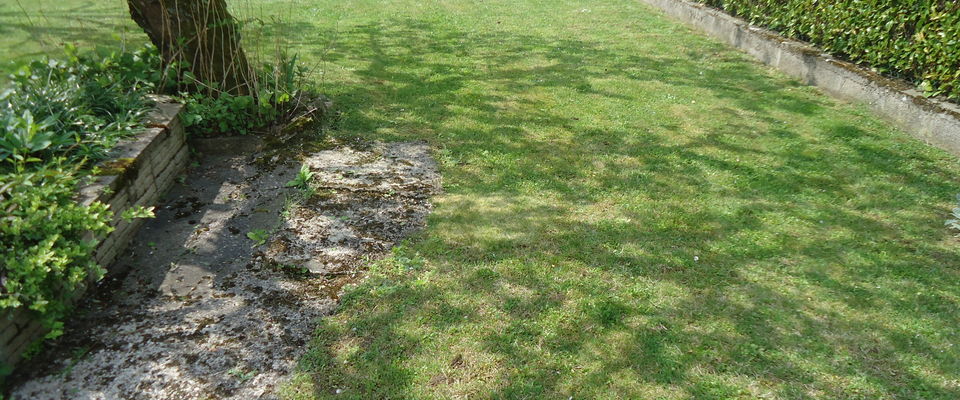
[6,4,959,398]
[278,15,960,400]
[5,146,339,398]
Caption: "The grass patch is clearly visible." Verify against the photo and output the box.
[0,0,141,72]
[5,0,960,398]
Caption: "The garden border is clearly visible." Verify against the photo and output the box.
[1,96,188,369]
[639,0,960,157]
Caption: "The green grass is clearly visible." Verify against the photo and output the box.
[0,0,140,70]
[5,0,960,398]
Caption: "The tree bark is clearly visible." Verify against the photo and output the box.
[127,0,252,96]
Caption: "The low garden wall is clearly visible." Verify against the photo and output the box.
[639,0,960,157]
[1,96,188,369]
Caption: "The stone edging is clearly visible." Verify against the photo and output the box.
[1,96,188,369]
[639,0,960,156]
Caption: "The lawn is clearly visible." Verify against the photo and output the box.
[4,0,960,398]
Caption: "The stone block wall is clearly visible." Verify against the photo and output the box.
[1,97,188,369]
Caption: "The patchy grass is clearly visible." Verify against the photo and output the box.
[5,0,960,398]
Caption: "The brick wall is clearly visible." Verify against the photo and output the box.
[1,97,188,369]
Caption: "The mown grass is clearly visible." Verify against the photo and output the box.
[0,0,140,70]
[4,0,960,398]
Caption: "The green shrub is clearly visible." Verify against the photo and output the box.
[0,44,161,168]
[0,110,73,164]
[176,52,309,135]
[178,91,275,135]
[697,0,960,101]
[0,45,314,346]
[0,46,160,343]
[0,166,112,337]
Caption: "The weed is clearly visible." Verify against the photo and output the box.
[58,346,90,378]
[945,194,960,235]
[285,163,314,189]
[246,229,270,247]
[120,205,155,222]
[227,367,258,384]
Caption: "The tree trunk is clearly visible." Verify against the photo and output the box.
[127,0,252,96]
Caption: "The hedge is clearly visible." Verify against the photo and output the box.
[0,167,112,338]
[695,0,960,102]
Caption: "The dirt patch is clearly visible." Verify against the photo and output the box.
[8,138,440,400]
[263,142,440,275]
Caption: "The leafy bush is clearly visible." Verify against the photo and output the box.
[0,166,112,337]
[0,44,161,168]
[176,52,310,135]
[0,46,162,341]
[696,0,960,101]
[178,91,272,135]
[0,44,315,346]
[0,110,72,163]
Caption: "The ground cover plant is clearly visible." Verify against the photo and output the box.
[0,167,113,342]
[0,45,161,345]
[1,45,160,165]
[3,0,960,398]
[0,14,312,373]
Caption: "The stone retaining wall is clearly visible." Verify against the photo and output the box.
[639,0,960,157]
[1,97,188,369]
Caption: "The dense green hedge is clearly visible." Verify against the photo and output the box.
[0,168,112,337]
[696,0,960,101]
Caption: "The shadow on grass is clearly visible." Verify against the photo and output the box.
[277,15,960,399]
[0,1,142,69]
[0,0,955,395]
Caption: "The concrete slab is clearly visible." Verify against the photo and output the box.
[9,137,441,400]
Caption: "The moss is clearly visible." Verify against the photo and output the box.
[95,158,136,176]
